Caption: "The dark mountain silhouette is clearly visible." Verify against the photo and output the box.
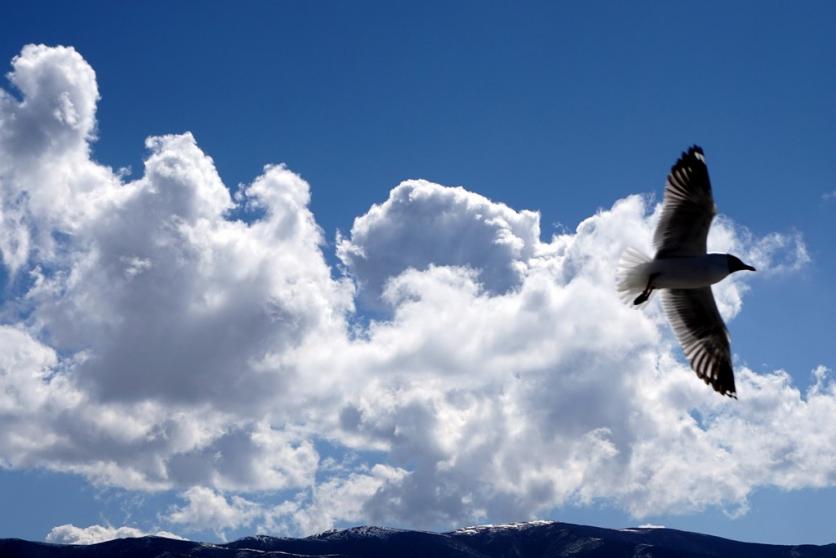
[2,520,834,558]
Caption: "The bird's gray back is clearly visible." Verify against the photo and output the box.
[650,254,730,289]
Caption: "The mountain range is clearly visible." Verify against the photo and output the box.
[2,520,834,557]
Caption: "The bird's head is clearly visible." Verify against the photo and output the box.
[727,254,756,273]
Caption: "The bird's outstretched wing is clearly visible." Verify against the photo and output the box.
[654,145,716,258]
[661,287,737,397]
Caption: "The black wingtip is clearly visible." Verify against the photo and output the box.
[678,145,705,165]
[721,386,738,399]
[699,365,736,399]
[670,145,708,177]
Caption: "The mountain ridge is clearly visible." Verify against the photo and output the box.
[2,520,834,557]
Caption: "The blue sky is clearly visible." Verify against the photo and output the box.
[0,1,834,546]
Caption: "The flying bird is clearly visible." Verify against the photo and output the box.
[617,146,755,397]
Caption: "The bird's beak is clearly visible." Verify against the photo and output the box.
[744,264,756,272]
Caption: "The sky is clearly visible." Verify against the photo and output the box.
[0,0,834,547]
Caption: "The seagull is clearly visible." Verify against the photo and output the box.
[617,146,755,397]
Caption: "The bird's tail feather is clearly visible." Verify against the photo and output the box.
[616,247,653,307]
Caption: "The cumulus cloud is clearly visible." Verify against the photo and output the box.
[0,44,111,273]
[164,465,408,538]
[0,45,347,494]
[167,486,261,539]
[25,135,351,409]
[2,44,98,149]
[337,180,541,305]
[267,464,408,535]
[45,524,183,544]
[0,44,832,539]
[316,193,829,528]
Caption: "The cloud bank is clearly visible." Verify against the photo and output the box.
[0,45,831,539]
[46,524,183,545]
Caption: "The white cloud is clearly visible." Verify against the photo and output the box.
[0,45,346,494]
[0,44,97,159]
[0,44,833,538]
[166,487,261,539]
[24,134,351,410]
[164,464,408,538]
[269,464,408,535]
[0,44,112,273]
[337,179,541,305]
[45,523,184,544]
[283,191,826,531]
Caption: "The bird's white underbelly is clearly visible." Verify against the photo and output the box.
[649,256,730,289]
